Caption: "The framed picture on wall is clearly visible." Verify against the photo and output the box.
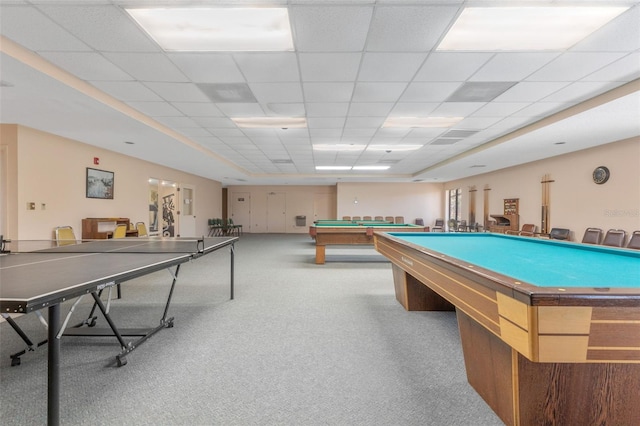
[86,167,114,199]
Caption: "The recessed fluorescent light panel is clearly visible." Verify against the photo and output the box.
[316,166,352,171]
[352,166,390,171]
[232,117,306,128]
[367,145,422,152]
[126,8,294,51]
[382,117,463,128]
[437,6,628,51]
[313,144,366,152]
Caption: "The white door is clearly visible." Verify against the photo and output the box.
[178,185,196,237]
[231,192,251,233]
[313,193,335,222]
[0,146,6,239]
[267,192,286,233]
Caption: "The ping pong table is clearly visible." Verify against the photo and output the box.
[0,236,237,426]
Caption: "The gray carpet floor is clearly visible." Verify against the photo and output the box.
[0,233,503,425]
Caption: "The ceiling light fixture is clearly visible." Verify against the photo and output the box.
[382,117,463,128]
[437,6,628,51]
[313,144,366,152]
[366,145,422,152]
[232,117,306,128]
[126,8,294,51]
[352,166,391,171]
[315,166,352,171]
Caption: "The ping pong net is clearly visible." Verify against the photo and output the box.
[1,236,207,255]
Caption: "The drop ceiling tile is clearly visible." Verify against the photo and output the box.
[374,128,411,137]
[307,117,346,128]
[358,53,426,81]
[145,82,210,102]
[541,81,621,103]
[291,5,373,51]
[155,116,200,128]
[431,102,485,116]
[0,6,90,51]
[352,82,408,102]
[104,53,188,82]
[390,103,440,116]
[194,117,235,127]
[366,5,459,51]
[454,116,503,130]
[276,129,310,139]
[215,103,266,117]
[571,6,640,52]
[400,82,461,102]
[470,53,561,82]
[511,103,567,117]
[345,116,385,128]
[178,127,212,138]
[299,53,362,82]
[303,83,354,102]
[305,103,350,117]
[495,82,570,102]
[264,103,306,116]
[91,81,162,102]
[234,53,300,82]
[471,102,530,117]
[526,52,628,82]
[581,52,640,82]
[309,129,343,138]
[167,53,244,83]
[248,83,303,103]
[406,128,448,138]
[414,52,492,82]
[348,103,395,117]
[39,5,160,52]
[126,101,182,116]
[342,128,378,138]
[172,102,224,117]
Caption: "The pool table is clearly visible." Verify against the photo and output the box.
[309,223,427,264]
[374,232,640,426]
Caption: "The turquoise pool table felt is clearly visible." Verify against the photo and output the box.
[389,233,640,289]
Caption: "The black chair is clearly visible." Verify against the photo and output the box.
[415,218,424,226]
[581,228,602,244]
[432,219,444,232]
[549,228,570,240]
[627,231,640,250]
[602,229,626,247]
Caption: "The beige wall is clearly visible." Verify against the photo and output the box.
[445,137,640,241]
[3,124,223,240]
[226,185,336,233]
[337,182,444,226]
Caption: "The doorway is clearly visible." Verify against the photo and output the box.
[267,192,286,233]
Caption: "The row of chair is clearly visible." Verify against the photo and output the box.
[582,228,639,249]
[207,218,242,237]
[54,222,148,246]
[343,216,404,224]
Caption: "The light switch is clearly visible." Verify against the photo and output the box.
[27,202,35,210]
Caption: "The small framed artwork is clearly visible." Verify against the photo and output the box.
[86,167,114,199]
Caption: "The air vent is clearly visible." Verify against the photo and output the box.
[446,82,516,102]
[197,83,257,103]
[443,129,478,138]
[470,165,486,168]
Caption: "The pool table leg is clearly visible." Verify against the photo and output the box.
[391,264,454,311]
[457,310,640,426]
[315,245,325,264]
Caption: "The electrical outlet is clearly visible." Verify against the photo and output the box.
[27,202,35,210]
[41,203,46,210]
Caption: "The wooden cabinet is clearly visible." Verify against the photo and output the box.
[489,199,519,233]
[82,218,130,239]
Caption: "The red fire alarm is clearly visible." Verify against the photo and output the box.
[93,157,99,165]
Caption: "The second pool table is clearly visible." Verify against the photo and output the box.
[309,223,427,264]
[374,232,640,426]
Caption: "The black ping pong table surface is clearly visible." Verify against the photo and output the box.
[0,236,237,426]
